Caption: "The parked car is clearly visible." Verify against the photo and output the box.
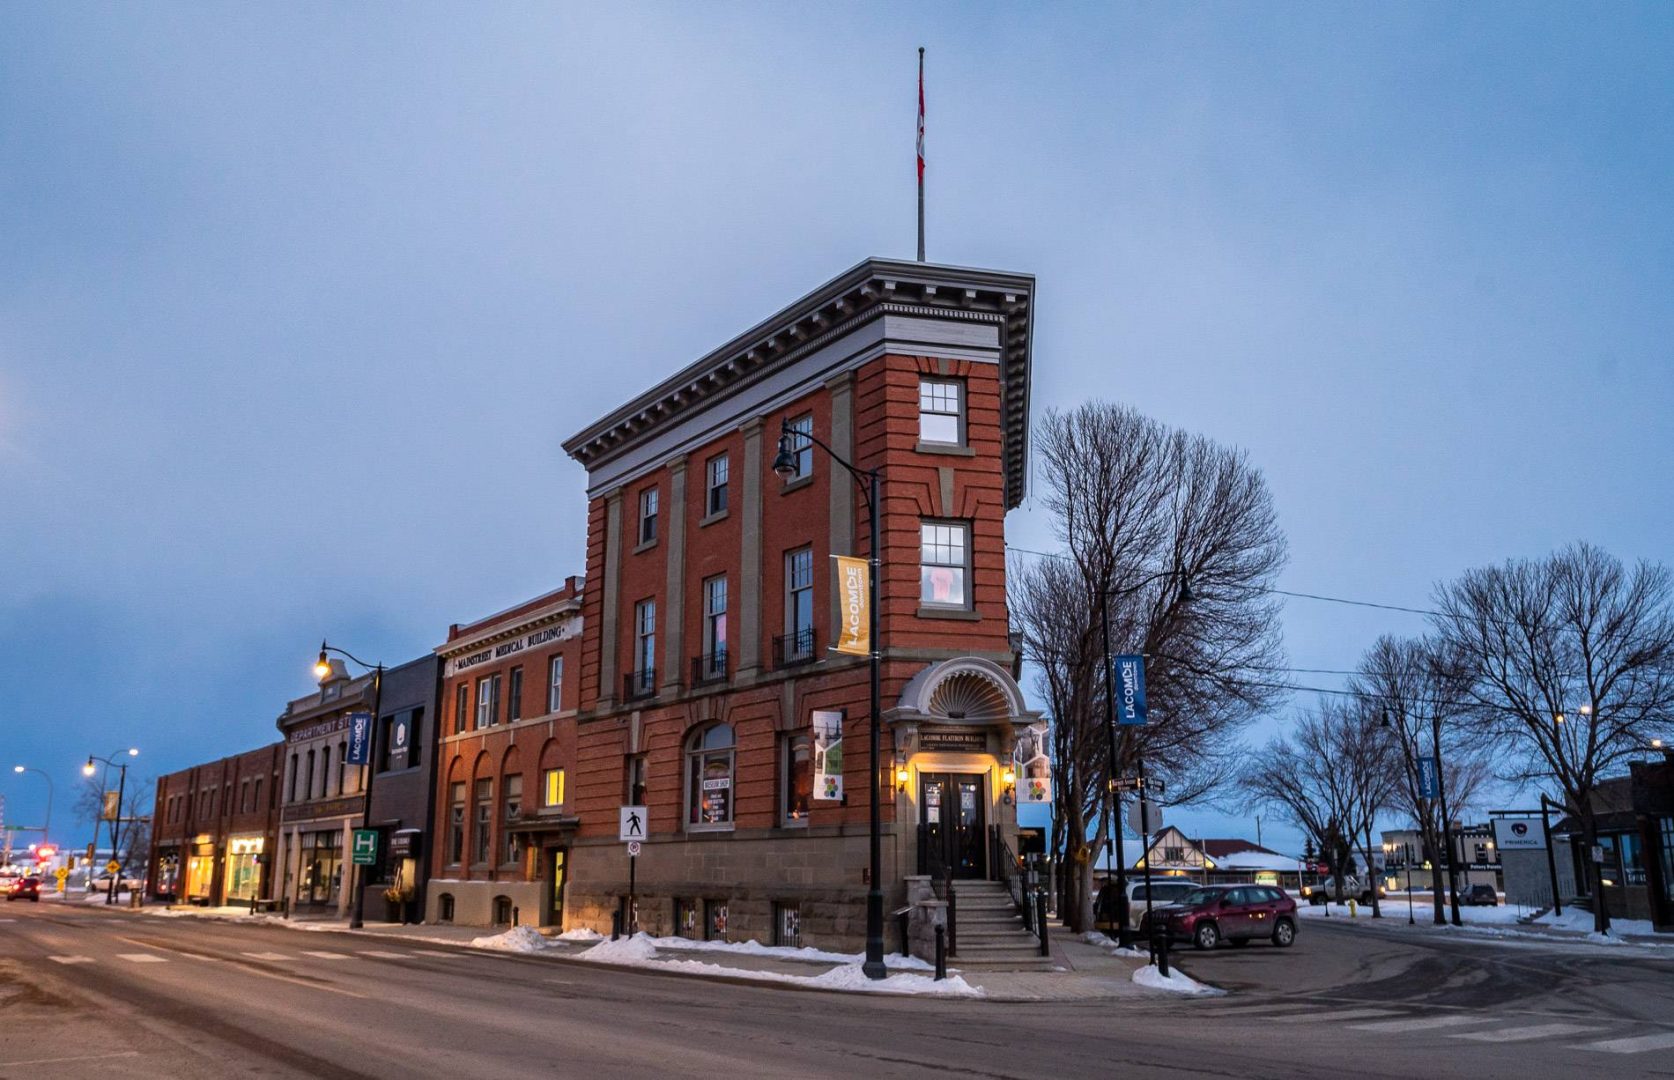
[1096,878,1201,930]
[1463,884,1499,906]
[1300,876,1383,906]
[6,876,42,902]
[84,873,143,894]
[1139,884,1299,950]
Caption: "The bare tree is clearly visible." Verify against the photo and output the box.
[1010,402,1287,931]
[1432,542,1674,932]
[1350,636,1490,923]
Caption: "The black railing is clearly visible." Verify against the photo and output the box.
[622,669,657,701]
[772,627,817,669]
[690,649,730,686]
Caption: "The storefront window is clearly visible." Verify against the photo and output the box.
[301,831,342,905]
[686,724,735,828]
[225,837,265,903]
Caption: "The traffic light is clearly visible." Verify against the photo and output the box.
[35,844,58,863]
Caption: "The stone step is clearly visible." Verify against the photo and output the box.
[951,958,1064,972]
[952,941,1047,956]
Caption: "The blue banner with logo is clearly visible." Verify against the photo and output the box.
[1416,755,1440,798]
[346,710,373,766]
[1115,654,1147,725]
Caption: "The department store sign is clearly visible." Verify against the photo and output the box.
[287,715,349,744]
[447,621,575,677]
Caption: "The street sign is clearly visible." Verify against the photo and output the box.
[627,840,642,857]
[1416,756,1441,799]
[1115,654,1148,725]
[105,860,121,874]
[1115,776,1166,794]
[54,867,69,889]
[345,710,373,766]
[351,829,379,866]
[619,806,648,842]
[1127,799,1163,837]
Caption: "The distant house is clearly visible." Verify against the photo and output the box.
[1099,826,1306,889]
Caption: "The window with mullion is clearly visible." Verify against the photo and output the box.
[547,655,564,713]
[638,487,659,545]
[686,725,735,828]
[633,599,656,691]
[508,666,523,723]
[919,520,970,608]
[472,778,493,864]
[785,414,813,479]
[786,547,814,655]
[702,575,727,675]
[705,453,729,516]
[918,377,964,445]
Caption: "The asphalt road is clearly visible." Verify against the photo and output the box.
[2,902,1673,1079]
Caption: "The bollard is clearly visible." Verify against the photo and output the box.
[1036,892,1050,957]
[513,905,520,928]
[611,910,622,941]
[934,924,946,981]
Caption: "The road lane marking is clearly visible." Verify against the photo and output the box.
[0,917,17,922]
[302,950,351,959]
[242,951,290,960]
[116,953,167,963]
[411,949,455,957]
[1350,1015,1489,1034]
[357,950,411,959]
[1276,1009,1402,1024]
[48,956,94,965]
[1452,1023,1593,1043]
[1196,1004,1318,1017]
[0,1051,141,1067]
[1577,1032,1674,1054]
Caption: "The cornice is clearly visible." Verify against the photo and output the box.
[436,597,582,659]
[562,258,1034,509]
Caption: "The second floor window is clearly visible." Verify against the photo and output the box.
[547,655,564,713]
[507,666,523,722]
[448,782,465,864]
[455,683,469,735]
[638,487,659,545]
[918,378,964,444]
[703,576,728,663]
[920,521,970,608]
[543,767,566,808]
[706,453,729,516]
[634,599,657,679]
[786,547,814,653]
[475,673,501,729]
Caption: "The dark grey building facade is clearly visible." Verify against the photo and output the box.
[359,654,442,923]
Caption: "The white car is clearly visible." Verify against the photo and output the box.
[1098,878,1201,929]
[85,873,143,894]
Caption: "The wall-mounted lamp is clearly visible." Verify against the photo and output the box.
[893,765,910,793]
[1001,766,1017,804]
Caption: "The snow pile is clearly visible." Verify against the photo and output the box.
[1081,931,1116,948]
[800,963,981,997]
[1536,909,1665,938]
[651,934,934,970]
[578,934,660,963]
[470,926,557,953]
[556,927,604,942]
[1132,963,1222,996]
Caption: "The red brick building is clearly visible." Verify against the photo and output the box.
[149,742,284,905]
[558,258,1039,948]
[425,578,586,926]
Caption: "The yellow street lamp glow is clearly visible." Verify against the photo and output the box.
[1555,713,1565,724]
[82,761,95,776]
[314,641,332,681]
[127,748,139,757]
[11,765,21,774]
[1579,704,1592,715]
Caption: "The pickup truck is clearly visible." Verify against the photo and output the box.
[1299,876,1383,905]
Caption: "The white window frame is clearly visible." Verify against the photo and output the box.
[638,487,659,545]
[703,575,728,659]
[634,599,656,682]
[785,414,813,480]
[919,520,972,609]
[918,377,965,445]
[685,724,736,831]
[705,453,729,516]
[785,547,814,652]
[781,733,812,828]
[547,655,564,713]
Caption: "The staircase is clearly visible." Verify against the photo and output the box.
[948,880,1062,972]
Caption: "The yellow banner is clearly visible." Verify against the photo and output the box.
[833,555,871,656]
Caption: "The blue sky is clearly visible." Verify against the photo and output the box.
[3,4,1671,857]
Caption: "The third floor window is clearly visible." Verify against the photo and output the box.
[918,378,964,445]
[705,453,729,516]
[547,654,564,713]
[920,521,970,608]
[475,672,501,730]
[634,599,657,676]
[703,576,728,659]
[638,487,659,545]
[786,547,814,652]
[784,414,813,480]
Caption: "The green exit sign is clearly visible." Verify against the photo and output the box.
[351,829,379,866]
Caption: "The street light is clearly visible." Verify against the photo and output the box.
[85,748,140,904]
[316,640,384,930]
[771,418,887,981]
[10,765,53,845]
[1097,567,1191,957]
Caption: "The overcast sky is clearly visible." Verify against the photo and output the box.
[3,4,1670,857]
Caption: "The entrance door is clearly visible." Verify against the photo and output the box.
[918,773,986,879]
[547,847,568,926]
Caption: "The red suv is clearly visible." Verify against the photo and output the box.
[1139,884,1298,950]
[6,876,42,902]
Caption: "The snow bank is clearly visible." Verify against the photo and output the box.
[556,928,604,942]
[578,935,660,963]
[651,934,934,970]
[1536,909,1665,938]
[470,926,557,953]
[1132,963,1222,996]
[574,936,980,996]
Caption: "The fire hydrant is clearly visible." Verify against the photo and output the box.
[1347,899,1358,918]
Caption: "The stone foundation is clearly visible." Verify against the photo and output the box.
[425,879,546,929]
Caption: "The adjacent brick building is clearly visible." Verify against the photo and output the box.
[557,257,1040,948]
[148,742,284,905]
[425,578,585,927]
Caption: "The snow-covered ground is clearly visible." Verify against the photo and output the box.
[573,934,981,997]
[1132,963,1222,996]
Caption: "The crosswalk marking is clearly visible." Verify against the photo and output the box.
[410,949,455,957]
[1577,1032,1674,1055]
[241,951,290,961]
[302,950,350,959]
[1350,1015,1488,1034]
[1452,1023,1592,1043]
[1276,1008,1402,1024]
[357,950,410,959]
[116,953,167,963]
[48,956,93,965]
[0,917,17,923]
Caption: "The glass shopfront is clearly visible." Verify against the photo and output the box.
[184,840,216,902]
[300,830,343,906]
[224,836,265,903]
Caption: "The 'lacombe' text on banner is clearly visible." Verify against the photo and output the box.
[833,555,870,656]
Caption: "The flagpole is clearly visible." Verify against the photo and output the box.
[916,46,925,263]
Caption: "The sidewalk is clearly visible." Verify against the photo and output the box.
[101,901,1181,1001]
[1297,901,1674,950]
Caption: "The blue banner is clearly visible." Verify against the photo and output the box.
[1416,755,1440,799]
[1115,654,1148,726]
[346,710,373,766]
